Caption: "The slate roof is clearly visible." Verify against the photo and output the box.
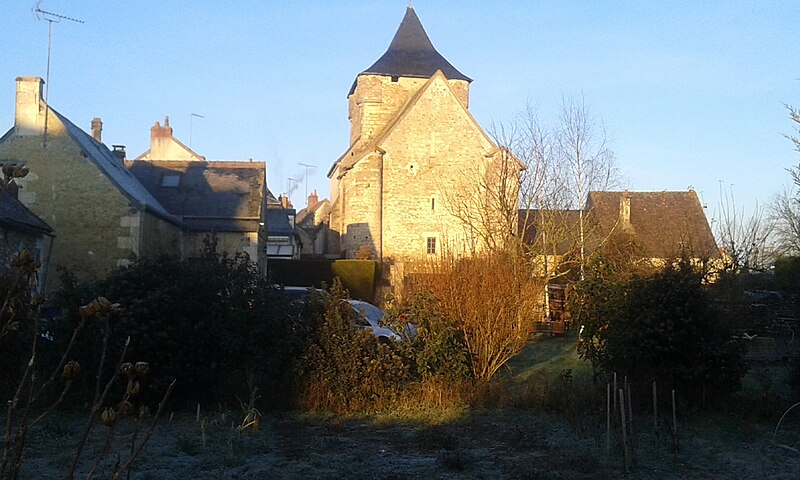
[265,208,295,236]
[348,7,471,96]
[125,160,266,233]
[49,109,180,225]
[0,190,53,236]
[586,191,720,259]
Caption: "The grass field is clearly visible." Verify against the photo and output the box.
[13,335,800,479]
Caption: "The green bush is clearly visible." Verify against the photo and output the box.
[385,290,472,381]
[331,260,379,301]
[53,248,300,408]
[298,280,410,413]
[775,255,800,293]
[574,259,747,404]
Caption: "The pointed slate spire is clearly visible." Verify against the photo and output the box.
[349,7,471,95]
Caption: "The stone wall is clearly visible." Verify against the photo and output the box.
[0,112,159,288]
[335,73,506,261]
[348,75,469,148]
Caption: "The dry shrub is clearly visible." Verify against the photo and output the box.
[423,251,543,380]
[390,378,474,418]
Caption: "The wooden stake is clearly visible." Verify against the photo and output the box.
[626,378,634,437]
[652,380,657,445]
[613,372,618,413]
[672,389,678,453]
[606,382,611,456]
[196,403,200,423]
[619,388,631,472]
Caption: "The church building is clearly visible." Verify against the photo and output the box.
[327,7,518,262]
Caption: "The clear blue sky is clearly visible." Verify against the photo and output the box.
[1,1,798,226]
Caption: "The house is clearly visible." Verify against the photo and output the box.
[126,118,268,271]
[0,175,54,289]
[295,190,330,257]
[0,76,183,289]
[585,190,720,263]
[520,190,720,274]
[264,191,298,259]
[327,7,520,264]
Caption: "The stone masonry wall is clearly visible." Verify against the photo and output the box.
[348,75,469,148]
[376,75,496,259]
[0,114,145,289]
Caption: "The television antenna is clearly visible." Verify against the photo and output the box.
[33,2,84,145]
[298,162,316,202]
[189,113,204,149]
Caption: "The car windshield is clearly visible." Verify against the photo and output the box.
[349,301,385,326]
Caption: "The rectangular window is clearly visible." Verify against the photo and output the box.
[426,236,437,255]
[161,174,180,187]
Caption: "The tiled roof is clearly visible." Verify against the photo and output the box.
[51,109,181,225]
[518,209,587,255]
[125,160,265,233]
[348,7,471,96]
[0,190,53,236]
[586,191,719,259]
[296,198,329,225]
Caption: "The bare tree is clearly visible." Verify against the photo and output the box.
[556,95,618,277]
[715,182,774,272]
[771,104,800,255]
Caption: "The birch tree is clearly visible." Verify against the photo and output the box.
[556,95,618,277]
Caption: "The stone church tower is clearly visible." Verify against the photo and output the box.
[327,7,518,264]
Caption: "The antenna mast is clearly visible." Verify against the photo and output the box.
[298,162,316,203]
[33,2,84,145]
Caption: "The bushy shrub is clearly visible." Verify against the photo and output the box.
[384,290,471,381]
[298,281,411,413]
[574,259,747,404]
[53,247,299,407]
[775,255,800,293]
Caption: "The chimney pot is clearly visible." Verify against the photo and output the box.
[619,191,632,228]
[91,117,103,142]
[308,189,318,208]
[111,145,126,163]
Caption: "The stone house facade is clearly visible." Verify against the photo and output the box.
[296,190,330,257]
[520,190,721,275]
[327,7,520,263]
[0,76,183,290]
[126,118,268,272]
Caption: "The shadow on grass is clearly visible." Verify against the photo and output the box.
[506,333,588,382]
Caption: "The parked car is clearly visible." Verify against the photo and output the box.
[280,286,414,342]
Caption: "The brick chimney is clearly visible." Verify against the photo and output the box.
[619,191,632,230]
[91,117,103,142]
[308,189,318,208]
[279,194,293,209]
[149,116,174,159]
[14,76,45,136]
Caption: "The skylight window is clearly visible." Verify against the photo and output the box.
[161,174,180,187]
